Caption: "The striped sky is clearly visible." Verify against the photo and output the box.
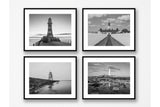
[88,62,130,77]
[88,14,130,32]
[29,14,71,36]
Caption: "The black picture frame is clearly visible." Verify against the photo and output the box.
[24,56,77,100]
[82,8,136,51]
[23,8,77,51]
[82,56,136,100]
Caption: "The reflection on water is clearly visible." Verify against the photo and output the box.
[38,80,71,94]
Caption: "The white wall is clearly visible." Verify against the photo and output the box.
[10,0,150,107]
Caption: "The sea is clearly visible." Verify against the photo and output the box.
[38,80,71,94]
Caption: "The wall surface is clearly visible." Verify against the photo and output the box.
[10,0,150,107]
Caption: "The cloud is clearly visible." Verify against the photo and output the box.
[101,19,126,27]
[116,24,123,27]
[88,24,98,27]
[89,62,107,66]
[115,20,124,23]
[92,63,101,66]
[101,18,117,26]
[88,14,107,19]
[101,15,130,26]
[109,66,120,70]
[125,24,130,27]
[102,18,116,23]
[117,15,130,21]
[101,23,106,26]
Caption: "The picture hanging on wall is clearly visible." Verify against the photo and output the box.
[24,8,77,51]
[82,56,136,100]
[24,56,77,100]
[82,8,136,51]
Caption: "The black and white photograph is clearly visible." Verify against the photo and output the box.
[24,8,77,51]
[82,8,135,51]
[24,56,77,99]
[82,56,135,99]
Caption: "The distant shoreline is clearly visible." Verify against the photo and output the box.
[29,33,72,38]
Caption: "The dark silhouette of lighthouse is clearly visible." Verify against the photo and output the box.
[47,17,54,42]
[48,71,53,88]
[48,71,53,81]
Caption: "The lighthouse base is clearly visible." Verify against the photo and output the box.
[33,36,71,46]
[41,36,61,43]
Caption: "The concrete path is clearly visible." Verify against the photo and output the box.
[95,34,124,46]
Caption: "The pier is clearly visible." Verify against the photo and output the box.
[29,72,59,94]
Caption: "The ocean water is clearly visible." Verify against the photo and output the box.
[29,38,40,46]
[38,80,71,94]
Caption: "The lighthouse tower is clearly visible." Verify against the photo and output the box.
[48,71,53,81]
[107,22,112,35]
[107,22,111,30]
[47,17,54,42]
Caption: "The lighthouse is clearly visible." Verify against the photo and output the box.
[107,21,112,34]
[47,17,54,42]
[48,71,53,81]
[107,22,111,30]
[33,17,63,46]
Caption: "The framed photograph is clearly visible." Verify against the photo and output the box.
[24,56,77,100]
[24,8,77,51]
[82,8,136,51]
[82,56,136,99]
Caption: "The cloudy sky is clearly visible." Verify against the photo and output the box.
[29,14,71,36]
[88,14,130,32]
[88,62,130,77]
[29,62,71,80]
